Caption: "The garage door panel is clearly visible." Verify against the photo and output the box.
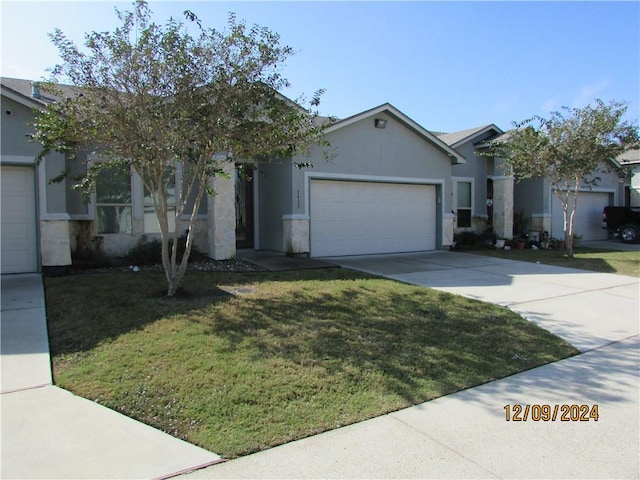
[310,180,436,257]
[1,166,38,273]
[552,192,610,241]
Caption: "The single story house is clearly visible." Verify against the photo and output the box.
[437,124,631,242]
[1,77,465,273]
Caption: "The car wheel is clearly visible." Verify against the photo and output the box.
[619,224,639,243]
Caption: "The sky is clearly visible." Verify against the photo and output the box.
[1,1,638,133]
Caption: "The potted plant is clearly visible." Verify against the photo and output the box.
[551,237,565,249]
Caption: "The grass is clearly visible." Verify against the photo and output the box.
[45,269,578,459]
[465,246,639,277]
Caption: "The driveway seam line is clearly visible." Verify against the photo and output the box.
[388,414,503,479]
[503,281,638,308]
[566,333,640,355]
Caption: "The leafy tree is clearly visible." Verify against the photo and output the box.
[32,1,327,296]
[487,99,639,257]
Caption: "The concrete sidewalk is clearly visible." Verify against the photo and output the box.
[1,274,222,480]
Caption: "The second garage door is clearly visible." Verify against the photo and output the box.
[551,191,611,241]
[310,180,436,257]
[1,165,38,273]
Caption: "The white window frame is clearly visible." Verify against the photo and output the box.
[141,166,181,234]
[94,164,134,235]
[453,177,474,230]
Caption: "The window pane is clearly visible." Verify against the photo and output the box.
[143,206,176,234]
[457,182,471,208]
[97,206,132,234]
[96,169,131,204]
[144,172,176,207]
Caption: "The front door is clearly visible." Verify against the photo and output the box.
[235,165,254,248]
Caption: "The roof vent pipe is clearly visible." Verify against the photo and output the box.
[31,82,41,99]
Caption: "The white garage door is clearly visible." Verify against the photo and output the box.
[1,166,38,273]
[551,192,611,241]
[310,180,436,257]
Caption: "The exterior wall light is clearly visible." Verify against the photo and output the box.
[374,118,387,129]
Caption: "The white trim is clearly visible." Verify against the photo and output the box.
[0,155,36,166]
[180,214,208,221]
[449,124,504,149]
[304,171,445,219]
[282,214,310,220]
[37,161,47,216]
[69,214,94,221]
[1,86,44,110]
[253,166,260,250]
[40,213,71,221]
[488,175,514,181]
[132,172,144,221]
[452,176,474,228]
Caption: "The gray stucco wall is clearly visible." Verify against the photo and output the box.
[1,97,41,158]
[256,158,293,251]
[292,112,454,214]
[514,177,545,219]
[255,112,455,252]
[451,141,488,219]
[450,131,505,220]
[1,96,67,215]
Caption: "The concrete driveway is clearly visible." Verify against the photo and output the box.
[326,251,639,352]
[185,251,639,479]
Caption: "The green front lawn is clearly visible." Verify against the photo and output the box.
[45,269,578,458]
[466,247,639,277]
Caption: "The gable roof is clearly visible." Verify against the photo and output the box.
[617,148,640,166]
[324,103,465,164]
[436,124,504,148]
[1,76,83,110]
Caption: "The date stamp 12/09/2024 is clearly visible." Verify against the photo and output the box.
[504,404,599,422]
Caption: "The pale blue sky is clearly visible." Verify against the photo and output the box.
[2,1,638,133]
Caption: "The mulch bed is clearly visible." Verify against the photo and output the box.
[69,258,267,275]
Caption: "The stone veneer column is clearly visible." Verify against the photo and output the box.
[40,215,72,273]
[492,176,514,239]
[207,163,236,260]
[282,215,310,255]
[443,213,456,248]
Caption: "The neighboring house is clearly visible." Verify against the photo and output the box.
[1,77,465,273]
[436,125,513,240]
[512,162,628,242]
[1,78,73,274]
[616,149,640,207]
[438,125,632,242]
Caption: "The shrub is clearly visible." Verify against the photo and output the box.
[125,235,203,266]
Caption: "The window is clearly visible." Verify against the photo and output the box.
[456,181,472,228]
[143,171,177,233]
[96,169,132,234]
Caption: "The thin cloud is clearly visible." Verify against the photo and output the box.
[572,77,612,108]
